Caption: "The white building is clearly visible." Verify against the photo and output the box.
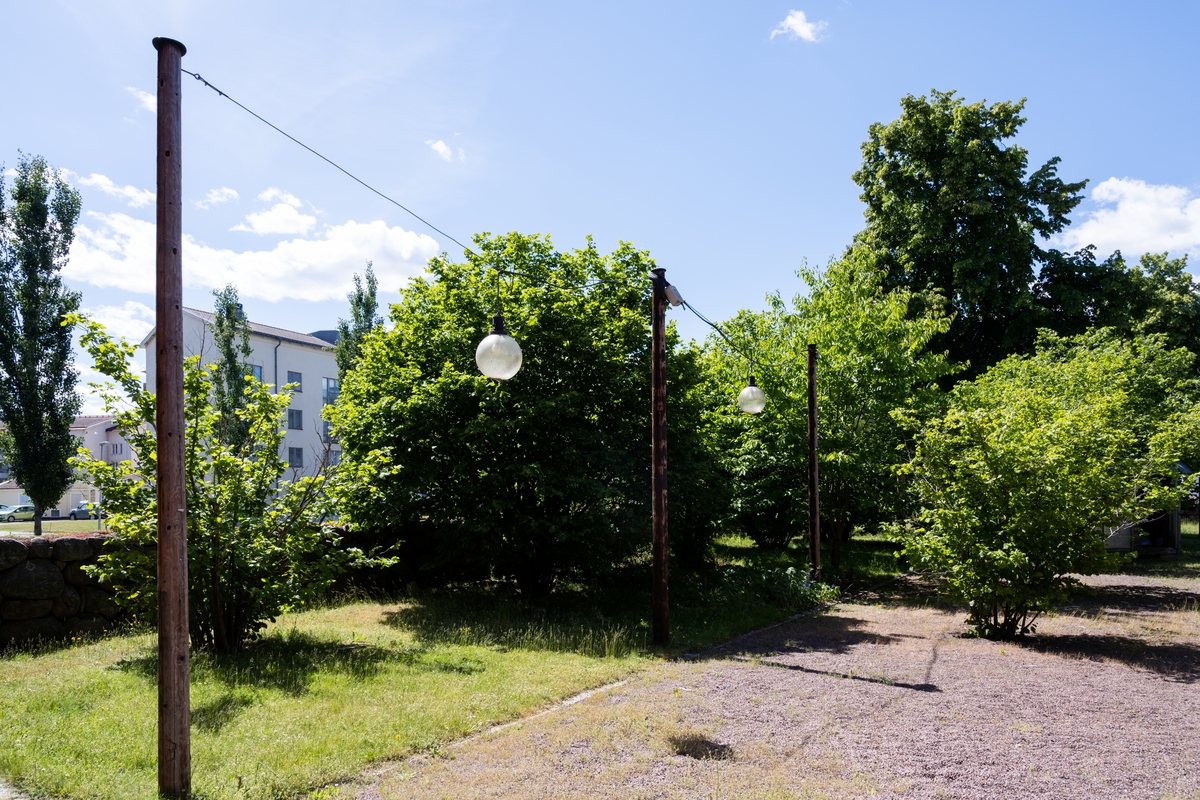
[0,414,135,516]
[141,307,341,476]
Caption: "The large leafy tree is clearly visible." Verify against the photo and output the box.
[0,154,83,534]
[335,261,382,379]
[899,329,1200,639]
[853,90,1087,376]
[705,248,955,569]
[328,232,721,595]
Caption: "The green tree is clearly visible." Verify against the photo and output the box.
[328,232,720,595]
[210,284,253,449]
[0,154,83,534]
[70,315,356,653]
[335,261,382,379]
[898,329,1200,639]
[705,248,955,569]
[853,90,1087,376]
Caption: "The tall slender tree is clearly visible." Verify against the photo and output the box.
[0,154,83,534]
[335,261,381,379]
[210,284,253,450]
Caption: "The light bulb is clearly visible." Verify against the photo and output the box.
[476,314,523,380]
[738,376,767,414]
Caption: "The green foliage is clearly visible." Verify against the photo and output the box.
[335,261,382,379]
[704,248,954,562]
[68,315,357,653]
[898,329,1200,639]
[853,90,1087,376]
[209,284,253,449]
[0,154,83,532]
[328,232,722,594]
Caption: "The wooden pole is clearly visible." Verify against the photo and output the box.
[153,35,191,799]
[650,268,669,645]
[807,343,820,582]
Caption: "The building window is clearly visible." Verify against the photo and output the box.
[112,443,124,455]
[324,449,341,467]
[288,447,304,468]
[322,420,336,443]
[248,364,263,382]
[287,409,303,430]
[322,377,339,406]
[287,371,302,391]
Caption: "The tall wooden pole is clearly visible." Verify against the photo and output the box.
[650,268,669,645]
[153,35,190,799]
[807,344,820,582]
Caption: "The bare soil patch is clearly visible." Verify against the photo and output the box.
[325,575,1200,800]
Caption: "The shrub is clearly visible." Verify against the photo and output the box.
[897,330,1200,639]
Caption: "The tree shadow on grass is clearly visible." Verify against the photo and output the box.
[382,594,645,659]
[112,629,434,697]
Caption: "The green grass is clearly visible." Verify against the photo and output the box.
[0,519,109,535]
[1120,519,1200,580]
[0,601,647,800]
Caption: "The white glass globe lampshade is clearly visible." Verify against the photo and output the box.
[737,376,767,414]
[476,314,523,380]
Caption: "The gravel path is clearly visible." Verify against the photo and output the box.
[339,574,1200,800]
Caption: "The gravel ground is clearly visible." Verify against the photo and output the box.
[334,574,1200,800]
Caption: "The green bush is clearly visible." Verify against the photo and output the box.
[897,329,1200,638]
[69,316,365,652]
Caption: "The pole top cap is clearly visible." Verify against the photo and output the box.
[152,37,187,56]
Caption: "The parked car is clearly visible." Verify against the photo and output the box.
[68,502,101,521]
[0,504,12,519]
[3,504,36,522]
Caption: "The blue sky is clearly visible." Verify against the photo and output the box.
[4,1,1200,408]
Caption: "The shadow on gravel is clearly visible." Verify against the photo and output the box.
[1023,633,1200,683]
[1067,583,1200,614]
[733,656,941,692]
[727,613,903,658]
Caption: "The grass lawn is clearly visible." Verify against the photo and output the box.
[0,600,647,800]
[0,519,109,535]
[0,530,856,800]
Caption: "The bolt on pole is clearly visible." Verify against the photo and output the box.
[807,343,820,583]
[650,268,669,645]
[152,35,191,799]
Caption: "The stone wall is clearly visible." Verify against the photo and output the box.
[0,535,122,646]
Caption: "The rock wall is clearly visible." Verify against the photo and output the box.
[0,535,122,645]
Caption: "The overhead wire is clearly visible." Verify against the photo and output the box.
[182,65,802,378]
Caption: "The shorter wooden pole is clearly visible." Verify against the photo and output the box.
[807,344,820,582]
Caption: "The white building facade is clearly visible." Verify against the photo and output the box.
[0,415,135,516]
[142,308,340,476]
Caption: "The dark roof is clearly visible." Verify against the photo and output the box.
[183,308,333,349]
[309,330,340,345]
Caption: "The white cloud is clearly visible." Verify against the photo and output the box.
[67,211,440,302]
[770,10,828,42]
[458,147,466,163]
[196,187,238,209]
[232,204,317,235]
[74,301,155,413]
[426,140,453,162]
[77,173,156,208]
[1058,178,1200,259]
[258,187,302,207]
[126,86,156,114]
[83,300,156,345]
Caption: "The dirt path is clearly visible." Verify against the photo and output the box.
[328,575,1200,800]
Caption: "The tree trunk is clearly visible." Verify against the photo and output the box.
[33,502,42,536]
